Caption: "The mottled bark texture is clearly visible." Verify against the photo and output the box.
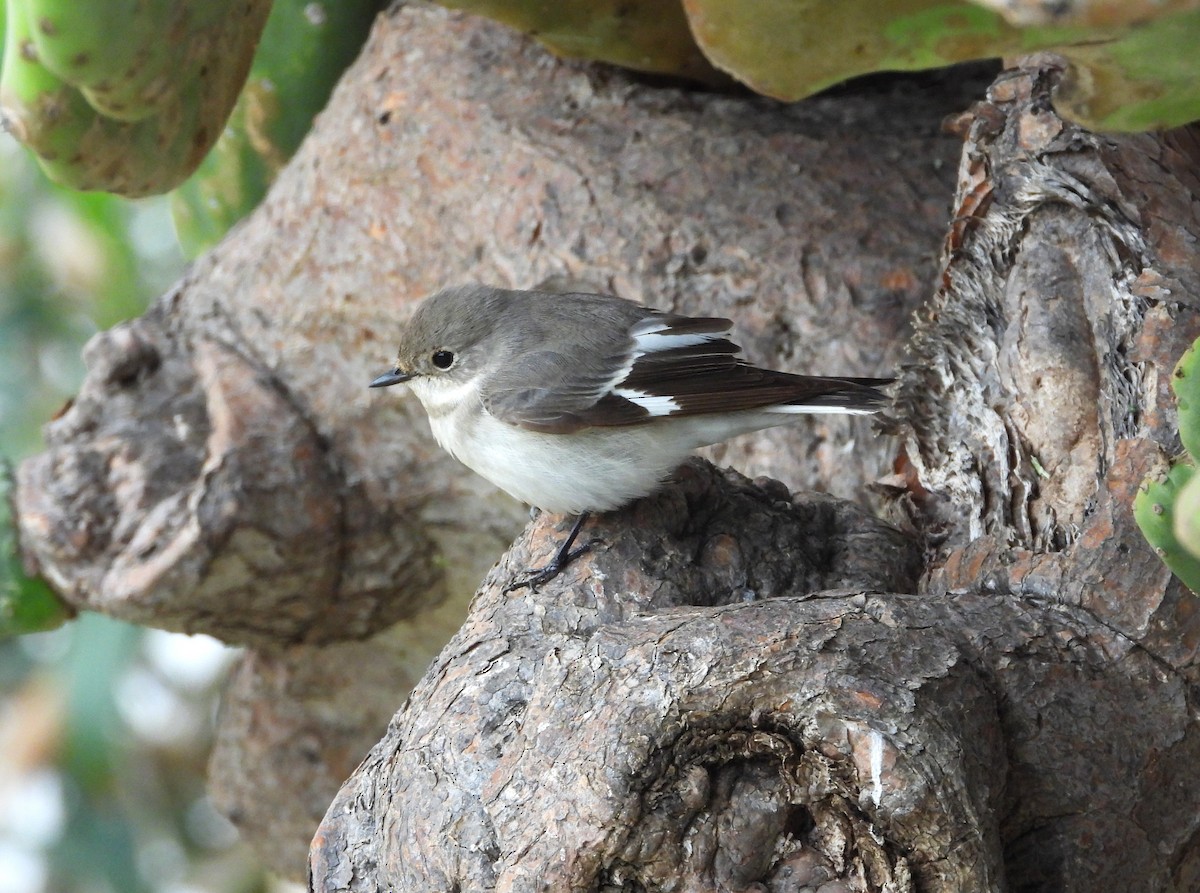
[14,2,961,644]
[13,2,969,876]
[307,41,1200,893]
[11,2,1200,889]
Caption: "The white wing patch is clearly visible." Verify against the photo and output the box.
[600,356,638,397]
[598,319,729,396]
[613,388,681,416]
[630,322,728,358]
[598,316,736,411]
[595,316,724,398]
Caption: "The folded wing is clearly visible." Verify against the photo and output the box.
[482,309,889,433]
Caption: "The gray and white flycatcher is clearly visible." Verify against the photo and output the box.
[371,284,890,589]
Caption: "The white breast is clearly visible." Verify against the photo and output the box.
[408,376,805,514]
[435,412,687,514]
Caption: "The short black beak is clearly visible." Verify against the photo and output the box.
[369,368,414,388]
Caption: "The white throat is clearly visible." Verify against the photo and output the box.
[408,374,484,419]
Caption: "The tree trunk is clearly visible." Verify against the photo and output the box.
[14,3,1200,889]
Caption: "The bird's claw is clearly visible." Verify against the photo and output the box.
[503,541,593,593]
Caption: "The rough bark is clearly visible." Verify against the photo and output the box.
[314,472,1197,891]
[304,36,1200,893]
[312,462,1003,892]
[13,3,971,875]
[15,3,964,645]
[13,2,1200,890]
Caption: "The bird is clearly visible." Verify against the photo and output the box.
[370,284,890,590]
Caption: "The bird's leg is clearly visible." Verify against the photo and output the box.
[504,512,592,593]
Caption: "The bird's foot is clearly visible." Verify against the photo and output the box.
[503,512,593,593]
[503,541,593,593]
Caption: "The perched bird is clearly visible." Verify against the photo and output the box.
[371,285,890,589]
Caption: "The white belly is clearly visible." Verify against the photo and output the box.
[409,376,794,514]
[432,411,688,513]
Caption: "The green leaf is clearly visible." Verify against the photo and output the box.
[1,460,72,637]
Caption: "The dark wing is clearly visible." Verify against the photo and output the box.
[619,351,892,417]
[480,306,734,433]
[482,299,889,432]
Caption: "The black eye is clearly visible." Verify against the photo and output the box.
[431,350,455,370]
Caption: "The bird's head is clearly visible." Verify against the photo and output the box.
[370,285,513,393]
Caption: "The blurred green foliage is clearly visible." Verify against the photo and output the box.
[0,137,269,891]
[0,138,178,454]
[0,1,385,883]
[0,136,181,638]
[1136,337,1200,594]
[0,132,169,637]
[1,462,71,637]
